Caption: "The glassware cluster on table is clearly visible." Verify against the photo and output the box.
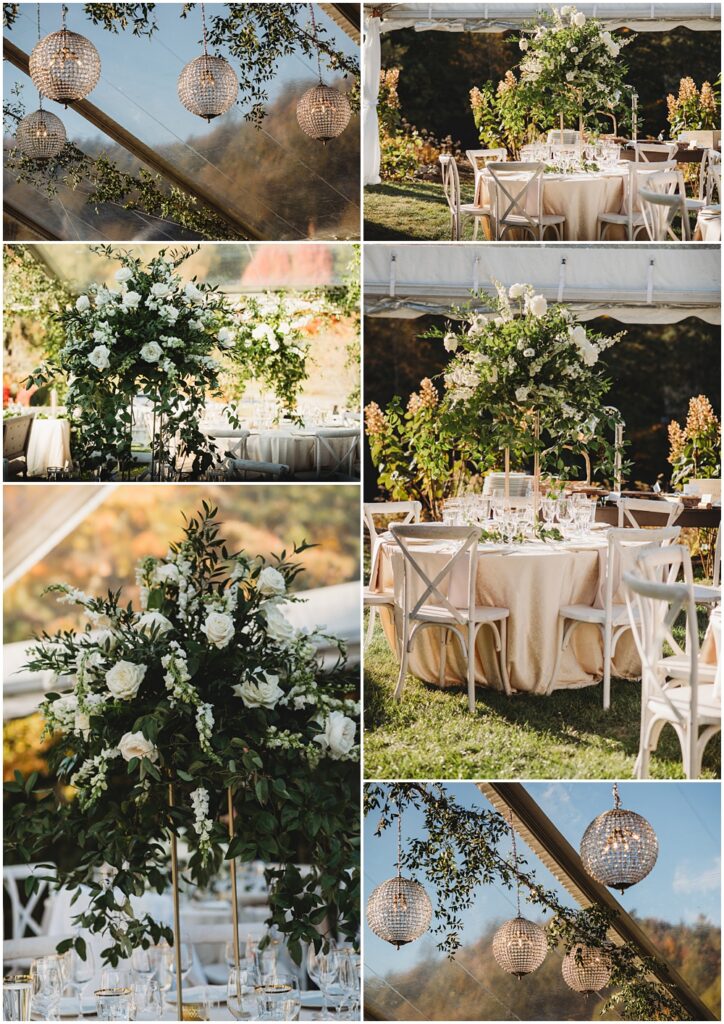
[442,492,599,544]
[5,933,360,1021]
[519,140,621,172]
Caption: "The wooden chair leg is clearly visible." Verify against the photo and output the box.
[497,618,512,696]
[364,606,377,650]
[603,623,612,711]
[394,619,410,701]
[466,622,476,712]
[439,628,449,686]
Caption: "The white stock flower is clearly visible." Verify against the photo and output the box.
[122,290,141,309]
[136,611,174,636]
[118,730,158,763]
[76,295,90,312]
[528,294,548,317]
[52,693,78,729]
[263,603,296,645]
[443,333,458,353]
[268,338,279,352]
[251,324,271,341]
[314,711,356,759]
[201,611,235,649]
[106,660,147,700]
[257,566,286,596]
[88,345,111,371]
[140,341,163,363]
[233,671,284,709]
[154,563,180,585]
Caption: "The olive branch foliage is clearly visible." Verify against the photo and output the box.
[364,783,688,1021]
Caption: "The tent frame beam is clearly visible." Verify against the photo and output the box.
[479,782,716,1022]
[4,38,261,241]
[3,200,61,240]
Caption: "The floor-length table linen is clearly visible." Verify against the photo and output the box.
[371,535,640,694]
[25,418,71,478]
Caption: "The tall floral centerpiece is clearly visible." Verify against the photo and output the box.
[432,282,625,492]
[516,6,633,133]
[7,505,359,969]
[224,293,311,425]
[27,246,234,479]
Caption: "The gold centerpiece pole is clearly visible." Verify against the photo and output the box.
[227,787,242,1001]
[504,447,511,499]
[533,413,541,518]
[167,783,184,1021]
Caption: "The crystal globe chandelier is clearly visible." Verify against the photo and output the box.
[580,783,659,894]
[296,4,351,143]
[366,800,432,949]
[29,4,101,106]
[16,7,67,160]
[561,944,612,994]
[177,3,237,122]
[492,810,548,978]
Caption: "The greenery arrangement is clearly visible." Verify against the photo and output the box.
[5,504,359,966]
[26,246,232,478]
[668,395,721,487]
[225,293,311,424]
[666,77,720,136]
[470,72,555,159]
[364,782,687,1021]
[377,68,453,181]
[323,245,361,409]
[515,5,633,130]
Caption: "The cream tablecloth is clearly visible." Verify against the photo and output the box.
[478,167,628,241]
[694,208,721,241]
[205,426,357,475]
[372,535,639,695]
[25,418,71,477]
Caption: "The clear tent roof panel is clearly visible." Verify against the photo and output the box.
[5,3,360,240]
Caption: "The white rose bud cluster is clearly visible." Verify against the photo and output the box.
[106,660,147,700]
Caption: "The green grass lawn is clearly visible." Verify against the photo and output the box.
[364,180,480,241]
[363,617,720,780]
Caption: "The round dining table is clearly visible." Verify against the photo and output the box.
[25,417,72,478]
[203,424,358,475]
[478,165,629,241]
[370,533,640,695]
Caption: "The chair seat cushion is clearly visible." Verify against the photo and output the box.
[502,212,565,226]
[560,603,633,626]
[693,583,721,604]
[598,211,645,224]
[413,604,509,625]
[363,587,394,606]
[461,204,492,216]
[658,655,718,684]
[648,684,721,721]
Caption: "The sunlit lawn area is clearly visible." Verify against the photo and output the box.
[364,180,479,240]
[363,616,720,781]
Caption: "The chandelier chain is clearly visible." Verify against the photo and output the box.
[35,2,43,108]
[201,2,209,56]
[308,3,323,84]
[612,781,621,809]
[396,799,402,877]
[61,4,67,30]
[509,807,521,917]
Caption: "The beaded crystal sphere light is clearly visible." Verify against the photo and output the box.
[15,108,67,159]
[367,875,433,948]
[178,53,237,122]
[492,916,548,978]
[297,84,351,143]
[561,944,612,994]
[29,14,101,106]
[580,783,659,894]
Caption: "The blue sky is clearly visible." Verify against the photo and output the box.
[364,782,721,980]
[6,3,357,146]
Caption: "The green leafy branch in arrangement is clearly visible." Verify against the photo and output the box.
[364,783,688,1021]
[3,89,239,240]
[318,245,360,409]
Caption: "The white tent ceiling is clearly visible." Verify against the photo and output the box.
[373,3,721,33]
[364,244,721,323]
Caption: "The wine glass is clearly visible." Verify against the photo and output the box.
[338,950,360,1020]
[31,956,63,1021]
[307,945,339,1021]
[227,967,253,1021]
[68,944,96,1015]
[130,947,154,1008]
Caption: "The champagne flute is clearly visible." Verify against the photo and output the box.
[68,943,96,1015]
[307,945,338,1021]
[227,967,252,1021]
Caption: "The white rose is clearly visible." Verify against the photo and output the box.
[217,326,235,349]
[76,294,90,312]
[566,71,575,82]
[136,611,174,636]
[81,628,117,651]
[118,730,158,763]
[569,324,588,347]
[528,295,548,317]
[150,282,171,298]
[515,386,530,402]
[263,603,296,645]
[154,563,180,585]
[277,321,291,335]
[140,341,163,363]
[581,341,598,366]
[233,671,283,709]
[314,711,356,759]
[508,283,527,299]
[251,324,268,341]
[88,344,111,371]
[160,305,179,323]
[523,348,535,358]
[573,11,586,26]
[106,660,147,700]
[519,38,529,51]
[201,611,235,649]
[115,267,133,284]
[122,290,141,309]
[560,4,572,14]
[443,333,458,353]
[184,281,203,302]
[268,338,279,352]
[258,566,286,596]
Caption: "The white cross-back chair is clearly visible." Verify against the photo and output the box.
[313,428,359,478]
[439,154,493,240]
[363,501,422,649]
[616,496,683,529]
[4,934,73,972]
[547,130,581,145]
[639,170,690,240]
[391,524,510,710]
[597,161,676,240]
[713,526,721,588]
[624,562,720,779]
[486,162,566,240]
[556,526,680,710]
[3,863,55,940]
[631,141,678,162]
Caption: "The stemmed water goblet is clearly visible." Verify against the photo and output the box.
[31,956,63,1022]
[307,943,339,1020]
[337,949,360,1020]
[67,943,96,1015]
